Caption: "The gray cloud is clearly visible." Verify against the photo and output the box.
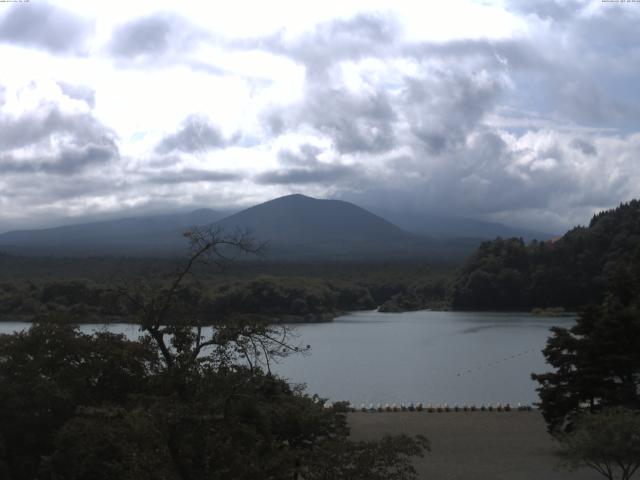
[256,165,355,185]
[507,0,587,22]
[264,74,399,154]
[108,12,210,62]
[155,115,228,154]
[260,16,512,157]
[0,144,115,175]
[109,14,173,58]
[404,70,505,155]
[0,89,119,178]
[59,82,96,108]
[277,144,323,166]
[0,2,90,53]
[404,38,547,72]
[570,138,597,156]
[146,168,240,185]
[257,144,357,185]
[0,108,116,153]
[248,11,640,232]
[302,90,396,154]
[257,13,399,76]
[557,80,633,126]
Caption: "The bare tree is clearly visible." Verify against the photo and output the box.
[117,227,307,393]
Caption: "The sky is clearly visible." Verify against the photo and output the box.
[0,0,639,233]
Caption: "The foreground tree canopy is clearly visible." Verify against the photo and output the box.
[559,407,640,480]
[452,200,640,310]
[532,245,640,433]
[0,228,428,480]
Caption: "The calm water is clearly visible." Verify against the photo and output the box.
[0,310,573,406]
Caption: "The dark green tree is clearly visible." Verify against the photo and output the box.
[559,407,640,480]
[532,255,640,433]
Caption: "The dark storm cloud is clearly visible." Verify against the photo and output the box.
[0,144,115,175]
[59,82,96,108]
[146,168,240,185]
[0,2,91,53]
[155,115,228,154]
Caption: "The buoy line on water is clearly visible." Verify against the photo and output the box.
[320,400,535,413]
[455,347,539,378]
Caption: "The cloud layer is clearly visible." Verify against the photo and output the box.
[0,0,639,233]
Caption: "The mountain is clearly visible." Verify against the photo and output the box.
[0,195,480,261]
[0,209,226,256]
[370,208,555,241]
[214,194,411,254]
[212,194,465,260]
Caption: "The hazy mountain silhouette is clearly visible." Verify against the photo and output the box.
[370,208,555,241]
[0,209,226,255]
[0,194,518,260]
[211,194,470,259]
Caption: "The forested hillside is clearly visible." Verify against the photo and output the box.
[451,200,640,310]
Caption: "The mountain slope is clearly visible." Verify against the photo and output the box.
[0,209,226,255]
[370,208,555,241]
[215,194,407,243]
[212,194,450,259]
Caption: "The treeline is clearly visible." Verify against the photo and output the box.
[206,277,375,322]
[0,273,451,323]
[451,200,640,310]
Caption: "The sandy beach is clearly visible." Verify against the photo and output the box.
[348,411,601,480]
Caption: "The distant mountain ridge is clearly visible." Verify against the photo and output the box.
[0,209,226,255]
[0,194,542,260]
[369,207,554,241]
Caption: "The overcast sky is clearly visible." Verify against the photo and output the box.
[0,0,639,233]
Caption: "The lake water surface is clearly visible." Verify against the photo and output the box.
[0,310,573,406]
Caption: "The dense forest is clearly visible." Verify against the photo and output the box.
[451,200,640,310]
[0,268,452,324]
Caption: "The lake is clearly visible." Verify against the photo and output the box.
[0,310,573,406]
